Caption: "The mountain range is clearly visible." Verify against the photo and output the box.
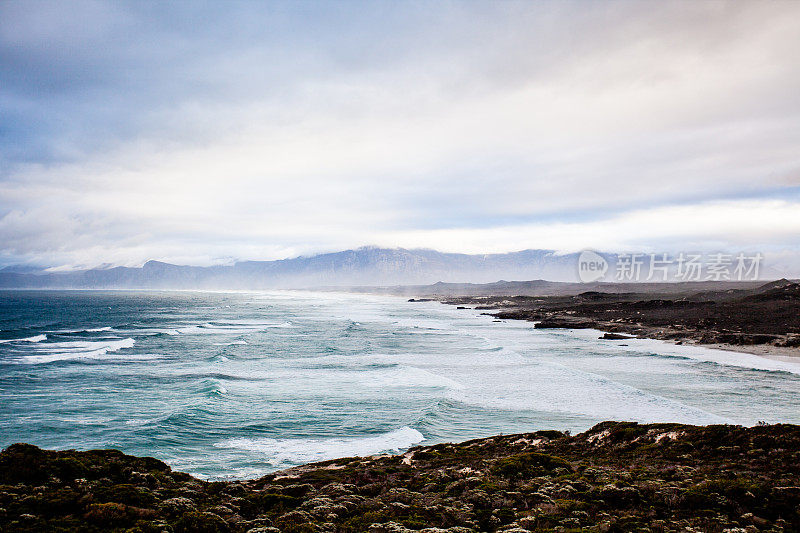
[0,247,784,289]
[0,247,591,289]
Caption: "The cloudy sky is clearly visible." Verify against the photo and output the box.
[2,0,800,269]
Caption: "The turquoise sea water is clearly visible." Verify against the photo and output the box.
[1,290,799,479]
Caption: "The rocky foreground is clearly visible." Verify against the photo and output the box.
[2,422,800,532]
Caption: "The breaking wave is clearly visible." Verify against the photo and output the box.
[216,426,424,466]
[0,334,47,344]
[10,338,136,364]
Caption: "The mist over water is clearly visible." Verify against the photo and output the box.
[1,290,799,479]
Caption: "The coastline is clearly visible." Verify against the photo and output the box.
[487,308,800,361]
[433,279,800,364]
[1,290,799,531]
[534,317,800,363]
[559,319,800,361]
[692,342,800,363]
[550,318,800,363]
[3,421,799,532]
[555,320,800,361]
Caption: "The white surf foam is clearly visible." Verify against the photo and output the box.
[213,319,295,327]
[54,415,115,425]
[200,378,228,396]
[0,334,47,344]
[50,326,114,334]
[14,338,136,364]
[371,365,466,390]
[557,328,800,375]
[444,358,729,425]
[216,426,424,465]
[632,340,800,376]
[224,360,466,392]
[173,321,294,335]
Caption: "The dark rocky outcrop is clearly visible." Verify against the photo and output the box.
[443,280,800,349]
[2,422,799,532]
[600,333,633,340]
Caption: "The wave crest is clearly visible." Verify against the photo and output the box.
[11,338,136,364]
[216,426,424,466]
[0,334,47,344]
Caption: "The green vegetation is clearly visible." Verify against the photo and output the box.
[1,422,799,531]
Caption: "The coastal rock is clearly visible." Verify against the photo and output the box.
[600,332,633,340]
[173,511,230,533]
[2,422,800,531]
[159,496,197,516]
[534,318,597,329]
[462,280,800,352]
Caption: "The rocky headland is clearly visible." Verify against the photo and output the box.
[440,280,800,356]
[2,421,800,532]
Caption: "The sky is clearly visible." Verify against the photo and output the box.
[2,0,800,270]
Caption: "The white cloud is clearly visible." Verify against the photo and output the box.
[382,200,800,255]
[1,1,800,268]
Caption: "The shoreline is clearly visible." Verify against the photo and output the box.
[557,319,800,360]
[431,279,800,363]
[542,317,800,362]
[3,421,799,531]
[485,308,800,361]
[690,341,800,362]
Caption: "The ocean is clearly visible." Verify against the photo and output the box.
[1,290,799,479]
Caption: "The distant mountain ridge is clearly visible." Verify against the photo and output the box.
[0,247,589,289]
[0,247,786,289]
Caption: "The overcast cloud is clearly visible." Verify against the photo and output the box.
[2,0,800,269]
